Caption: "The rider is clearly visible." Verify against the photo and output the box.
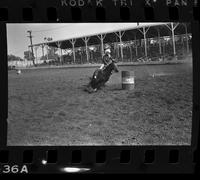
[99,45,113,70]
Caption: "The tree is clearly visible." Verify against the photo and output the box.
[8,54,23,61]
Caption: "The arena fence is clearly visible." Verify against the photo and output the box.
[36,33,192,66]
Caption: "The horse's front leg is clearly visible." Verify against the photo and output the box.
[114,64,119,73]
[98,81,107,89]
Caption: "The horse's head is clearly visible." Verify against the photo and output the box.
[90,69,102,89]
[93,69,101,80]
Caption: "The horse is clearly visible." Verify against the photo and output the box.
[88,60,119,92]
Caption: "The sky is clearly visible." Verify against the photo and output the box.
[7,23,165,58]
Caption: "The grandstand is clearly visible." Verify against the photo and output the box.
[29,23,192,66]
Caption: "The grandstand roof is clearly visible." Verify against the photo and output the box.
[29,22,190,49]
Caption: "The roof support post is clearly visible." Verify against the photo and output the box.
[56,41,62,63]
[97,34,106,58]
[34,46,38,64]
[165,23,179,56]
[119,31,123,61]
[69,39,76,63]
[134,33,138,57]
[82,37,90,63]
[138,26,150,58]
[45,43,49,60]
[171,23,176,56]
[143,27,147,58]
[156,27,162,55]
[129,43,132,61]
[115,31,125,61]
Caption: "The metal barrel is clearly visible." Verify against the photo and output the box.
[121,71,135,90]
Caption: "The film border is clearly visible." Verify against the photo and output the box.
[0,0,199,174]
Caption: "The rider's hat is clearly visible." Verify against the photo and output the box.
[104,44,111,51]
[104,44,111,53]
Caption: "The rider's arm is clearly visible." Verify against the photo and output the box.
[102,55,109,65]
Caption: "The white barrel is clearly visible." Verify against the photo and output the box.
[121,71,135,90]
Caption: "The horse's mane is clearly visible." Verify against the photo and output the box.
[103,62,115,75]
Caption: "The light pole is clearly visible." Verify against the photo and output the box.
[27,30,35,66]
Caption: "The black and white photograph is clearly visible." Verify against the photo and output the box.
[7,23,193,146]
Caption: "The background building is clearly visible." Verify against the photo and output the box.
[26,22,192,66]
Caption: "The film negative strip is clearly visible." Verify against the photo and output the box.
[0,0,199,174]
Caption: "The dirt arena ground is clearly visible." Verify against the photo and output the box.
[7,62,192,145]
